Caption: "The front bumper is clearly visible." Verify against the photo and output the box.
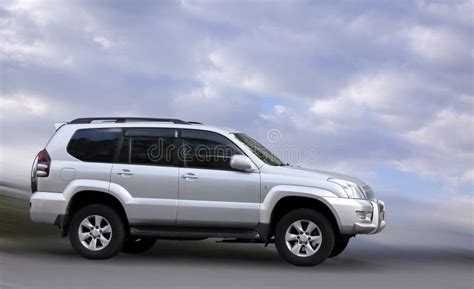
[354,200,386,234]
[325,198,386,235]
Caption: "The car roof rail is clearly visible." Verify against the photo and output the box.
[69,117,190,124]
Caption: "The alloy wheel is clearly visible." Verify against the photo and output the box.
[78,215,113,251]
[285,219,322,257]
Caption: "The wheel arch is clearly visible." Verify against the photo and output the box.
[260,186,342,240]
[61,190,129,237]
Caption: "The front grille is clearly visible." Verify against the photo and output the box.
[361,185,375,200]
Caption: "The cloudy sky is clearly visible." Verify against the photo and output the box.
[0,0,473,223]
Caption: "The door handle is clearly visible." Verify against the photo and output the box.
[181,173,198,180]
[117,169,133,177]
[117,172,133,176]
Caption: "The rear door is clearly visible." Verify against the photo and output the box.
[111,128,179,225]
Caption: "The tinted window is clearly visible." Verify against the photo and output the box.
[181,130,242,170]
[67,128,122,163]
[118,128,176,166]
[234,133,285,166]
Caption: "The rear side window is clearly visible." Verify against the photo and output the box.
[67,128,122,163]
[181,129,242,170]
[118,128,176,166]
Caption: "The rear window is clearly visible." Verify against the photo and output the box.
[67,128,122,162]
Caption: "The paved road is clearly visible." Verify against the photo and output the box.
[1,194,472,289]
[1,237,472,289]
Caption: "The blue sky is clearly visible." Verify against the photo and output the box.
[0,0,472,214]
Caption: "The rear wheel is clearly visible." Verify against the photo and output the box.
[121,238,156,254]
[274,209,335,266]
[69,204,125,259]
[329,235,351,258]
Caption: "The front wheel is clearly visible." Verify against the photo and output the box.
[274,209,335,266]
[69,204,125,259]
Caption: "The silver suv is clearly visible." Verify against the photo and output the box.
[30,117,385,266]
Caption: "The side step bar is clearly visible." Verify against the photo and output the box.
[130,226,261,240]
[217,238,274,244]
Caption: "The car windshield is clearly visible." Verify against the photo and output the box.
[233,133,286,166]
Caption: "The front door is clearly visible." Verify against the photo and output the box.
[177,129,260,227]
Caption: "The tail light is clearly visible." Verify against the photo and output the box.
[35,149,51,177]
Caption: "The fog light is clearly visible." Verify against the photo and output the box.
[356,211,367,219]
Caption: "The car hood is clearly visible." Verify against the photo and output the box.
[267,165,367,186]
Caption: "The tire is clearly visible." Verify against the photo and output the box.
[121,238,156,254]
[69,204,126,259]
[274,208,335,266]
[329,236,351,258]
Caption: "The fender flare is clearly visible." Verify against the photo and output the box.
[62,179,132,213]
[259,185,341,226]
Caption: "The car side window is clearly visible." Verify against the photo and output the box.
[67,128,122,163]
[180,130,242,170]
[118,128,176,166]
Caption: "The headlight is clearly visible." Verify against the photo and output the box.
[328,178,367,199]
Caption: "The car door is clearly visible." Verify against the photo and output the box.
[177,129,261,227]
[111,128,179,225]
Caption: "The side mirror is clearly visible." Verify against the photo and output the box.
[230,155,254,172]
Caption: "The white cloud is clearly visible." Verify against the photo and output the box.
[0,93,49,119]
[418,0,474,27]
[3,0,55,26]
[310,70,421,131]
[0,36,73,68]
[461,169,474,184]
[395,108,474,186]
[92,36,115,49]
[404,108,473,156]
[1,1,75,67]
[201,49,277,97]
[404,25,469,65]
[311,96,348,118]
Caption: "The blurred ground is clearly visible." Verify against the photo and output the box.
[1,193,473,289]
